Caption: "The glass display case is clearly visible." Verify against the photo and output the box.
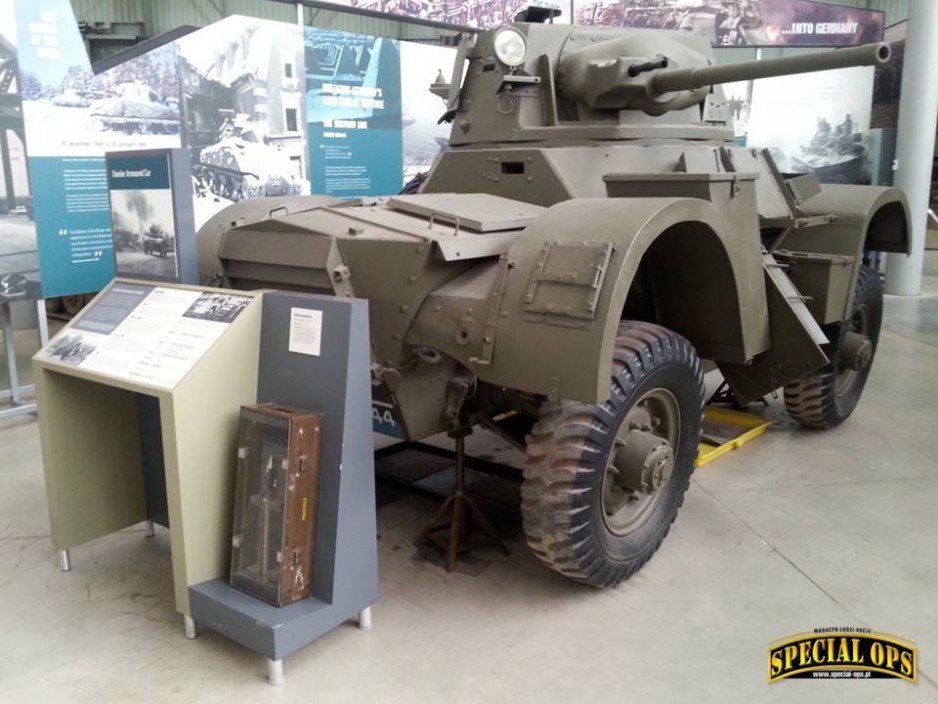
[230,403,322,606]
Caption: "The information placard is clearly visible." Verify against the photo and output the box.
[37,282,253,389]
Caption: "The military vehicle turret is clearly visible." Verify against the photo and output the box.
[201,13,908,586]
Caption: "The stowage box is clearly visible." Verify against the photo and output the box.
[230,403,322,607]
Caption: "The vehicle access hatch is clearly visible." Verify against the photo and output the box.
[388,193,545,232]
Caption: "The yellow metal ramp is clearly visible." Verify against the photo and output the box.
[696,407,772,467]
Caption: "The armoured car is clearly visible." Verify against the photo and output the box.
[142,223,172,258]
[199,13,908,586]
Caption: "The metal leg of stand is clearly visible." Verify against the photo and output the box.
[267,658,285,686]
[0,300,42,420]
[36,298,50,346]
[58,549,71,572]
[183,615,198,639]
[144,520,155,537]
[358,606,373,631]
[1,303,20,405]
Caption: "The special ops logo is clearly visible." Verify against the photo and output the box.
[768,629,917,682]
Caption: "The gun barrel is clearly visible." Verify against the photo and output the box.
[650,42,891,95]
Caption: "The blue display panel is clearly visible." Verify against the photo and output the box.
[305,29,403,198]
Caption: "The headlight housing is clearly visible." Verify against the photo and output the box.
[493,28,527,68]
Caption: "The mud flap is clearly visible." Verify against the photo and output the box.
[717,254,829,403]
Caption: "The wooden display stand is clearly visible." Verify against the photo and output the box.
[34,280,378,684]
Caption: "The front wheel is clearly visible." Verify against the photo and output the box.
[521,321,704,587]
[784,266,883,429]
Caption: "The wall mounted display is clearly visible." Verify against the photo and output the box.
[316,0,568,29]
[401,41,455,188]
[10,0,182,298]
[746,65,875,184]
[5,4,461,292]
[106,148,198,284]
[573,0,884,47]
[0,8,40,302]
[305,29,402,198]
[177,16,308,230]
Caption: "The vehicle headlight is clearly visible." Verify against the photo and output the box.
[493,28,527,68]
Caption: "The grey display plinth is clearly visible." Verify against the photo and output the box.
[188,292,378,681]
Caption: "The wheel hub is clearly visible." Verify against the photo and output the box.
[840,331,872,371]
[601,388,681,536]
[614,430,675,494]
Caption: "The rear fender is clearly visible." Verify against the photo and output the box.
[477,197,769,403]
[778,185,909,319]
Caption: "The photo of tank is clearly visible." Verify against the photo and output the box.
[0,19,41,302]
[90,80,178,135]
[109,188,178,279]
[195,113,300,201]
[18,40,180,157]
[177,16,306,228]
[790,113,870,184]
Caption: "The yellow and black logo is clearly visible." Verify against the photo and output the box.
[768,629,917,682]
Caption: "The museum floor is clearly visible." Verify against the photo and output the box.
[2,256,937,703]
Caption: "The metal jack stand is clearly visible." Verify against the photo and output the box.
[1,299,49,421]
[415,430,509,572]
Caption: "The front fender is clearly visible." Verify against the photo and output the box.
[477,197,768,403]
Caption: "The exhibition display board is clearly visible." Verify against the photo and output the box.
[33,280,378,683]
[105,148,199,284]
[35,280,264,613]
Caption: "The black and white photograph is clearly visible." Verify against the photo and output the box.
[347,0,554,28]
[90,44,181,141]
[177,17,307,228]
[400,41,455,187]
[746,65,875,183]
[18,25,181,157]
[109,188,179,278]
[182,292,251,324]
[44,332,97,365]
[572,0,883,47]
[723,80,753,141]
[0,16,42,302]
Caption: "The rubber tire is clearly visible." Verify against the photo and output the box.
[784,266,883,429]
[521,321,705,587]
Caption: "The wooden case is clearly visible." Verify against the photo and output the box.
[230,403,322,606]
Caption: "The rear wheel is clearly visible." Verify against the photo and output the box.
[521,321,704,587]
[784,266,883,429]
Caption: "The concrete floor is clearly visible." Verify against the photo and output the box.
[2,257,938,703]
